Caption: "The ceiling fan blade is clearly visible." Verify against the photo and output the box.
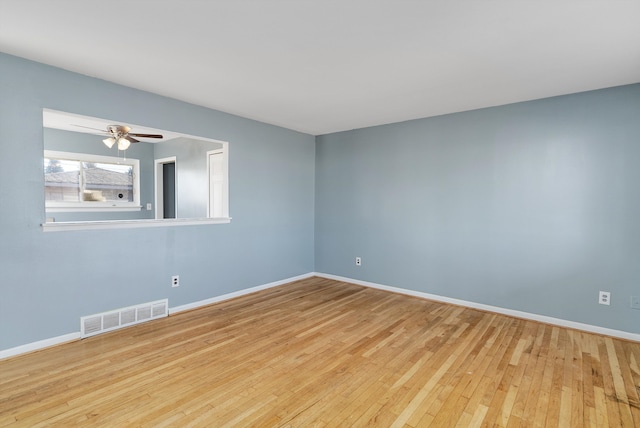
[124,135,140,143]
[72,124,109,133]
[129,133,164,139]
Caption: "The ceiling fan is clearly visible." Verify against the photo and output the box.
[101,125,164,150]
[72,124,164,150]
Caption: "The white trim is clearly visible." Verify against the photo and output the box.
[154,156,178,220]
[47,205,142,213]
[313,272,640,343]
[42,217,232,232]
[0,272,312,360]
[45,150,139,166]
[4,271,637,361]
[0,332,81,361]
[169,272,315,314]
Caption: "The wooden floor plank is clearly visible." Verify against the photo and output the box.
[1,277,639,426]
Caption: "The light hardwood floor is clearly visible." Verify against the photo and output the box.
[1,277,639,427]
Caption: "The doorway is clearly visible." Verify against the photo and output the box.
[155,157,177,219]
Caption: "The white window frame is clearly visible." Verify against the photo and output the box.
[44,150,141,212]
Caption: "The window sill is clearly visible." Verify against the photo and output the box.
[42,217,232,232]
[46,205,142,213]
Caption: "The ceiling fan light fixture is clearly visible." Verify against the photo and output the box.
[117,137,130,151]
[103,137,116,148]
[98,124,162,151]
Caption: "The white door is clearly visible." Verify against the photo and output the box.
[208,151,225,218]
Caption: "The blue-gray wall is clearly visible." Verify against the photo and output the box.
[0,53,315,351]
[2,49,639,352]
[315,84,640,334]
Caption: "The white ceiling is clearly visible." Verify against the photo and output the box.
[1,1,639,135]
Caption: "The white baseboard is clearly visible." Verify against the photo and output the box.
[169,272,315,315]
[5,271,635,360]
[0,332,81,361]
[314,272,640,343]
[0,272,316,360]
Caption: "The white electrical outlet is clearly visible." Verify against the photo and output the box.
[146,203,152,210]
[631,296,640,310]
[598,291,610,305]
[171,275,180,287]
[355,257,361,266]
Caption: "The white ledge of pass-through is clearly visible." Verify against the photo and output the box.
[42,217,231,232]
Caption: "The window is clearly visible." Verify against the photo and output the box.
[44,150,141,212]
